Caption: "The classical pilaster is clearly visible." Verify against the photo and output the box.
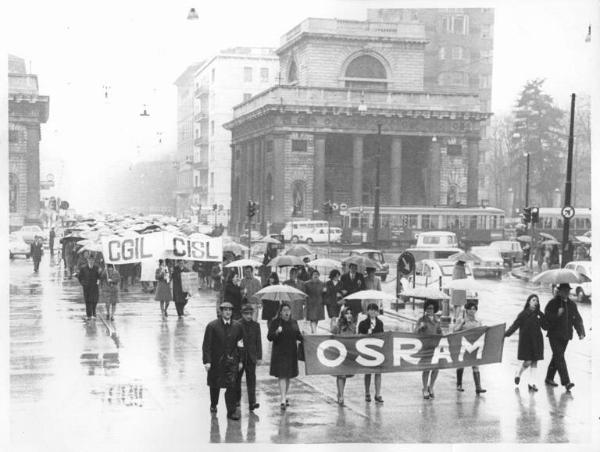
[25,125,40,224]
[467,139,479,206]
[313,134,326,216]
[352,135,364,206]
[429,138,441,206]
[390,136,402,205]
[271,134,286,224]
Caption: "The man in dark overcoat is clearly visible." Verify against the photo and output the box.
[77,256,102,319]
[203,301,244,420]
[30,236,44,273]
[235,304,262,411]
[340,262,365,321]
[544,283,585,391]
[48,227,56,257]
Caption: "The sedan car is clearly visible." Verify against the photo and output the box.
[347,249,389,281]
[564,261,592,302]
[489,240,523,266]
[18,225,46,244]
[409,259,478,302]
[470,246,504,279]
[9,233,31,259]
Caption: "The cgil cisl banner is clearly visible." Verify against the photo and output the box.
[303,325,505,375]
[101,232,222,264]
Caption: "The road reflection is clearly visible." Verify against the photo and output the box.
[515,388,542,442]
[545,388,572,442]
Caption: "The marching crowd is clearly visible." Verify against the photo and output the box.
[30,232,587,423]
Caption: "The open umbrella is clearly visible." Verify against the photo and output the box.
[309,258,342,269]
[541,239,560,246]
[539,232,557,241]
[531,268,591,285]
[267,255,304,267]
[77,243,103,254]
[223,242,248,255]
[225,259,263,268]
[260,237,281,245]
[574,236,591,244]
[516,235,532,243]
[254,284,307,302]
[448,251,480,262]
[443,279,482,291]
[400,286,450,300]
[342,255,381,271]
[343,290,397,301]
[285,245,313,257]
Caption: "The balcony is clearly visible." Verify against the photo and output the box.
[231,85,483,120]
[194,136,208,147]
[193,112,208,122]
[194,87,209,99]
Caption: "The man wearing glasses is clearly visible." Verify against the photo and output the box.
[202,301,244,420]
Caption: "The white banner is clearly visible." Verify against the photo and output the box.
[101,232,223,265]
[140,259,157,282]
[181,272,199,293]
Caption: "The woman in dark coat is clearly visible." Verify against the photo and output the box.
[415,300,443,399]
[261,272,281,326]
[223,271,243,320]
[323,269,343,332]
[504,293,546,391]
[171,260,190,318]
[303,270,325,333]
[267,303,303,410]
[154,259,172,317]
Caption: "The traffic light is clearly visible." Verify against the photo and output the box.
[322,201,333,216]
[247,200,259,217]
[523,207,532,224]
[531,207,539,224]
[402,216,409,227]
[212,204,218,211]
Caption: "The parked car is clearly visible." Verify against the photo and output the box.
[347,249,389,281]
[564,261,592,302]
[18,225,46,244]
[408,259,478,302]
[470,246,504,279]
[239,230,263,243]
[489,240,523,266]
[9,233,31,259]
[404,247,463,262]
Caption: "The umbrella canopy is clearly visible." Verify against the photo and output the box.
[539,232,557,241]
[223,242,248,255]
[541,239,560,246]
[260,237,281,245]
[574,236,592,244]
[400,286,450,300]
[285,245,314,257]
[254,284,307,302]
[516,235,532,243]
[443,279,482,291]
[77,243,104,254]
[448,251,479,262]
[531,268,591,285]
[343,290,397,301]
[267,255,304,267]
[584,230,591,238]
[225,259,263,268]
[342,255,382,271]
[309,258,342,269]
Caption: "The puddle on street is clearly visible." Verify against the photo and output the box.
[91,383,146,407]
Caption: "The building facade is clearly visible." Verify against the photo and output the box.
[8,55,50,231]
[225,17,491,234]
[192,48,278,225]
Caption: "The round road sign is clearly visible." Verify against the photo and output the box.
[561,206,575,219]
[398,252,415,276]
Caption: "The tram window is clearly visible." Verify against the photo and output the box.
[585,218,591,229]
[542,217,552,228]
[422,215,431,229]
[557,218,563,228]
[478,216,486,229]
[491,216,497,229]
[499,216,504,227]
[430,215,439,229]
[350,213,359,228]
[408,215,418,228]
[469,215,477,229]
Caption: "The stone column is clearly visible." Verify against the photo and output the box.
[467,138,479,206]
[390,136,402,205]
[352,135,364,206]
[313,134,326,216]
[272,134,286,224]
[429,138,441,206]
[26,125,41,224]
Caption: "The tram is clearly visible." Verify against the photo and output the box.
[339,205,506,247]
[533,207,591,239]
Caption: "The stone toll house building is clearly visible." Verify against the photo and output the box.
[224,18,491,234]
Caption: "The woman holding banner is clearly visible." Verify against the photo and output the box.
[332,307,356,406]
[416,300,442,399]
[454,302,486,394]
[154,259,172,317]
[358,303,384,403]
[267,303,303,411]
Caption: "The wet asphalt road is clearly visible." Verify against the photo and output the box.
[8,254,595,449]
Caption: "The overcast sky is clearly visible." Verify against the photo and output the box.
[4,0,598,212]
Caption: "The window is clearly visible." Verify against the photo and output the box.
[439,47,446,60]
[481,24,492,39]
[210,172,214,188]
[442,15,469,34]
[211,121,215,136]
[9,173,18,212]
[480,49,493,60]
[260,67,269,82]
[447,144,462,156]
[235,147,240,160]
[244,67,252,82]
[266,141,274,153]
[479,75,491,89]
[288,60,298,83]
[469,216,478,229]
[194,175,199,187]
[195,129,199,139]
[9,130,19,143]
[451,47,464,60]
[291,140,307,152]
[422,214,431,229]
[344,54,387,90]
[243,93,252,102]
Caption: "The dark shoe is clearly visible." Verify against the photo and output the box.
[422,389,430,400]
[565,382,575,391]
[457,385,464,392]
[428,386,435,399]
[545,378,559,387]
[365,394,371,402]
[227,412,240,420]
[250,403,260,411]
[514,376,520,385]
[473,370,486,394]
[374,396,383,403]
[210,405,217,413]
[285,399,290,407]
[280,403,286,411]
[528,384,538,392]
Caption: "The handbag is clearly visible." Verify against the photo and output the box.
[297,342,305,362]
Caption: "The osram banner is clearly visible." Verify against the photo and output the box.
[101,232,223,264]
[303,325,505,376]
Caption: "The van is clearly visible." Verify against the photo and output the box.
[404,247,463,262]
[415,231,458,248]
[280,220,331,244]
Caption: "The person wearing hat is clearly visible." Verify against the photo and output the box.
[235,304,262,412]
[30,235,44,273]
[78,256,102,320]
[340,262,365,323]
[416,300,442,399]
[297,257,314,282]
[543,283,585,391]
[202,301,244,420]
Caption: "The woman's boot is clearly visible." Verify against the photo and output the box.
[473,369,486,394]
[456,368,465,392]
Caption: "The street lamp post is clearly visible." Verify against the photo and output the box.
[373,123,382,248]
[561,94,576,267]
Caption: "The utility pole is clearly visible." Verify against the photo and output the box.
[373,123,382,248]
[524,152,530,232]
[561,94,576,267]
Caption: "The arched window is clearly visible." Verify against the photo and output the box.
[344,54,387,90]
[9,173,18,213]
[288,60,298,83]
[291,180,305,217]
